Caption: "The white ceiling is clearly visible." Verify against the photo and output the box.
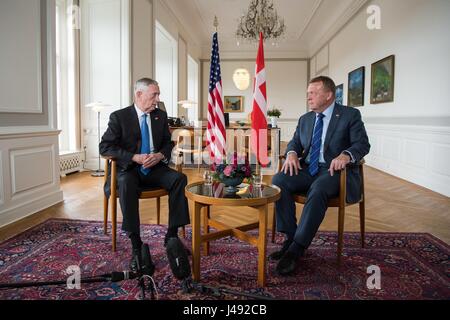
[164,0,369,58]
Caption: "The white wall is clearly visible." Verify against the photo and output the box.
[153,0,202,118]
[187,55,199,122]
[201,59,308,141]
[132,0,153,85]
[0,0,63,228]
[322,0,450,196]
[155,20,178,117]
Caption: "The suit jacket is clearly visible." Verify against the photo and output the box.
[286,103,370,203]
[99,105,173,171]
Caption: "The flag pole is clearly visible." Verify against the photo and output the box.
[214,16,218,32]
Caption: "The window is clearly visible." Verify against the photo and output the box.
[55,0,78,152]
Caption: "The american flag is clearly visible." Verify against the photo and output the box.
[251,32,269,166]
[206,32,226,164]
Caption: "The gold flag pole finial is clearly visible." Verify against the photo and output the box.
[213,16,218,32]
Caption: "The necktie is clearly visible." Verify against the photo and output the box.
[140,114,151,175]
[308,113,325,176]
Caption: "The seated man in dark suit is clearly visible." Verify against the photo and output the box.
[271,76,370,275]
[100,78,190,272]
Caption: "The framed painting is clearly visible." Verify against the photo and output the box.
[224,96,244,113]
[335,84,344,105]
[371,55,395,104]
[348,67,365,107]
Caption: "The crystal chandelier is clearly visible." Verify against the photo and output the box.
[236,0,286,44]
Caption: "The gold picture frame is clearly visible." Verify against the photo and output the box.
[224,96,244,113]
[370,55,395,104]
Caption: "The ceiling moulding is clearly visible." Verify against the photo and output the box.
[296,0,324,41]
[159,0,205,48]
[200,50,310,61]
[309,0,369,58]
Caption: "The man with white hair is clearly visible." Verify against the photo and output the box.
[100,78,190,272]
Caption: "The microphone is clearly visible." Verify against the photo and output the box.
[166,237,191,281]
[141,243,155,276]
[108,244,155,283]
[109,271,138,282]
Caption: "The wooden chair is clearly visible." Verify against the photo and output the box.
[103,157,185,252]
[271,155,366,264]
[172,129,203,172]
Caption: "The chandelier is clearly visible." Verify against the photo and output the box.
[236,0,286,43]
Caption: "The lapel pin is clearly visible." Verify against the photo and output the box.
[154,117,159,120]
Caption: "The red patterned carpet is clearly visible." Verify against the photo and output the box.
[0,219,448,300]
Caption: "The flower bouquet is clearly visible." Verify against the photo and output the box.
[211,152,253,193]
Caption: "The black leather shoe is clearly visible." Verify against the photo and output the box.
[276,251,298,276]
[268,239,292,261]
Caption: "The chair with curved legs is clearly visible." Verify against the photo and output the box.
[271,156,366,264]
[103,157,185,252]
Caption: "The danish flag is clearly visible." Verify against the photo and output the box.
[251,32,269,166]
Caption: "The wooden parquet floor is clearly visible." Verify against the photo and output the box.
[1,166,449,244]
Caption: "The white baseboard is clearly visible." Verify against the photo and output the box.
[365,123,450,197]
[0,189,63,228]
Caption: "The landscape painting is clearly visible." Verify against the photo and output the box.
[335,84,344,105]
[371,55,395,104]
[348,67,365,107]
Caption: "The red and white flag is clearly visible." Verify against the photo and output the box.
[251,32,269,166]
[206,32,226,164]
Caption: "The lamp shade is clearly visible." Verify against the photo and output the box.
[86,101,112,113]
[177,100,197,108]
[232,68,250,90]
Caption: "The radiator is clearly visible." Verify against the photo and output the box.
[59,151,84,177]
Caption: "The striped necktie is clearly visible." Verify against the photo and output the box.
[308,113,325,176]
[140,114,151,175]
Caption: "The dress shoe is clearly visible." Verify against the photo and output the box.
[276,251,299,276]
[268,239,292,261]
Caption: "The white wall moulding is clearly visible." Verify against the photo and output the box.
[365,124,450,197]
[0,190,63,229]
[0,0,42,113]
[10,146,54,197]
[0,130,63,228]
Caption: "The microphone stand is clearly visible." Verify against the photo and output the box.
[0,271,155,300]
